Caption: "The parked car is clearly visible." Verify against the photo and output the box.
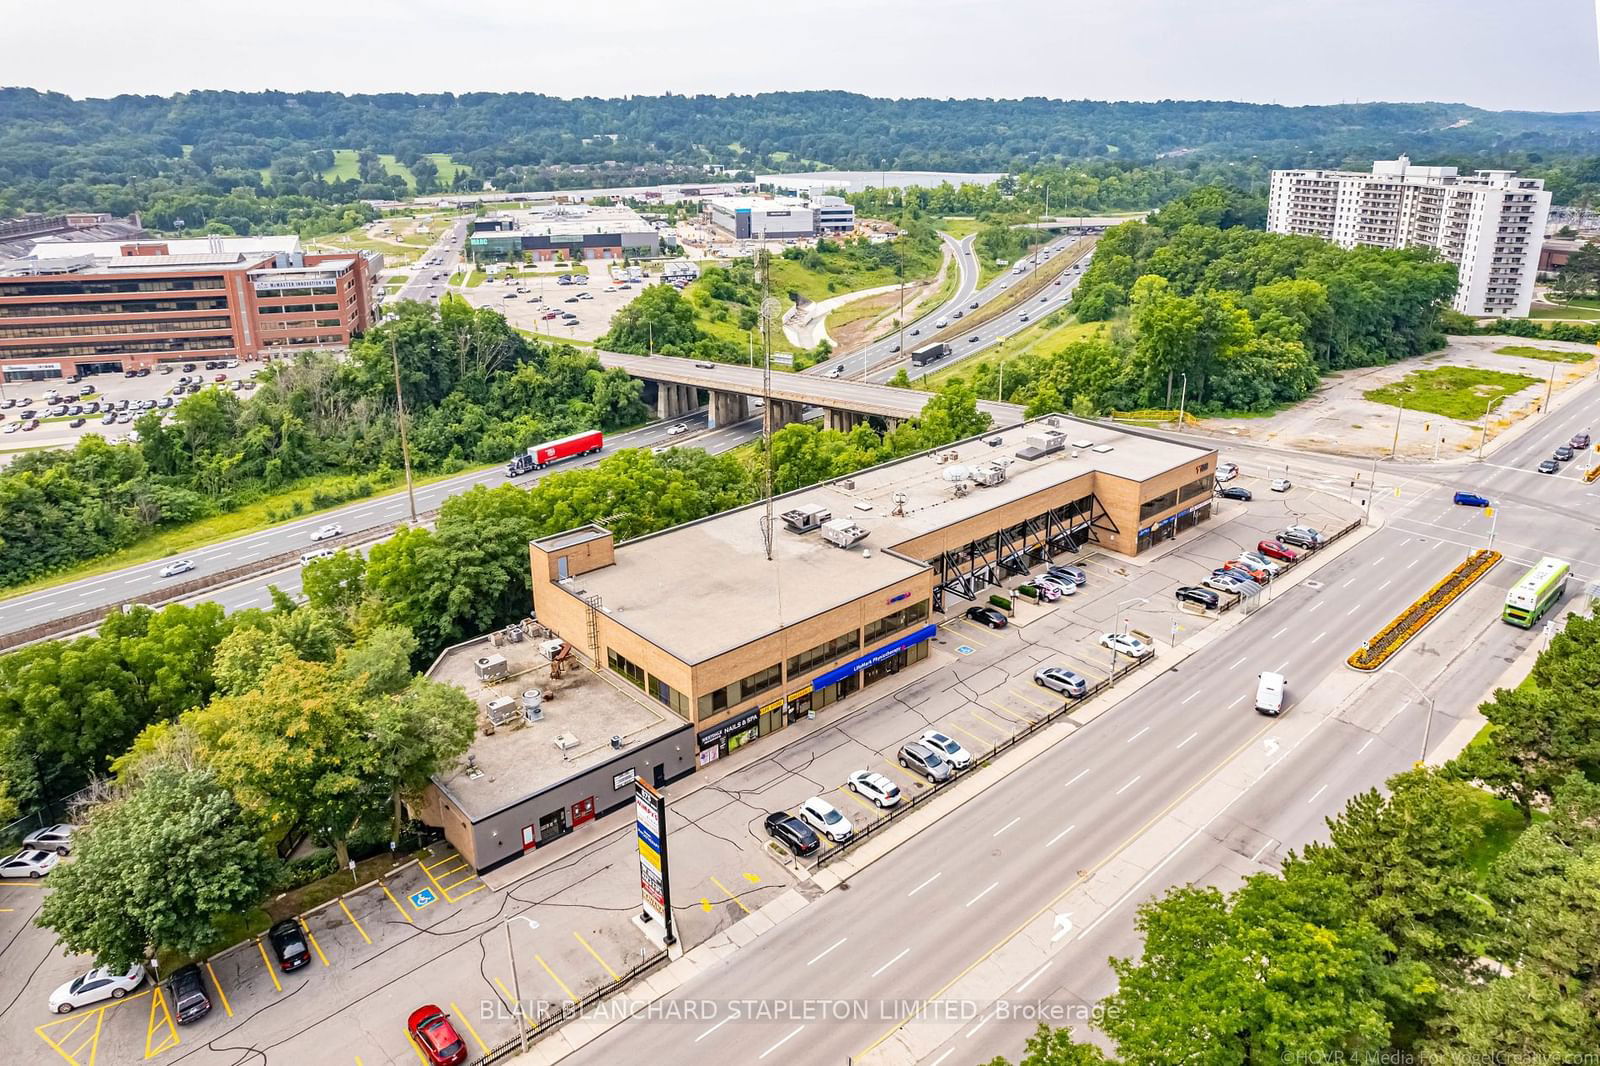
[68,418,86,427]
[798,797,853,843]
[407,1004,467,1065]
[1215,462,1239,482]
[1034,666,1089,698]
[267,918,312,972]
[0,849,59,879]
[309,523,343,542]
[1553,446,1574,462]
[1256,539,1299,563]
[1027,580,1062,602]
[1,423,15,435]
[1452,491,1490,507]
[847,770,901,808]
[919,730,972,770]
[965,605,1008,629]
[23,824,75,855]
[1099,632,1153,659]
[1034,575,1077,598]
[1175,585,1221,609]
[764,811,821,856]
[49,963,145,1014]
[1203,576,1246,596]
[1277,527,1323,550]
[1045,564,1087,586]
[1225,560,1270,583]
[1538,458,1560,474]
[1216,485,1253,501]
[1269,478,1292,493]
[897,741,953,783]
[1239,551,1284,576]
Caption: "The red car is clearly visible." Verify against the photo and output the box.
[1256,539,1299,563]
[408,1005,468,1065]
[213,373,227,382]
[1225,560,1269,583]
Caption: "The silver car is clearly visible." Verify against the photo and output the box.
[897,742,952,783]
[1046,565,1087,586]
[1034,666,1089,698]
[23,824,75,855]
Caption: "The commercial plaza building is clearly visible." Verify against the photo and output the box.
[705,196,855,240]
[1267,156,1551,317]
[527,417,1216,769]
[466,205,659,263]
[0,235,380,382]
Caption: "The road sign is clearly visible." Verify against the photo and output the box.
[409,888,437,909]
[636,780,676,944]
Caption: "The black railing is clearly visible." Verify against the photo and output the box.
[470,949,671,1065]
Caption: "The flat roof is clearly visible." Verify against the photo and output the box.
[428,633,687,821]
[710,197,812,214]
[552,416,1213,664]
[29,235,301,259]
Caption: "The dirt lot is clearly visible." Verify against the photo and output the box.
[1196,335,1600,459]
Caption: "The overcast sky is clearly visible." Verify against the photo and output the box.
[8,0,1598,111]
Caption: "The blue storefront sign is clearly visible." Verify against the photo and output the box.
[810,625,938,690]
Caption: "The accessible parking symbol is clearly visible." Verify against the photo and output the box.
[409,888,437,909]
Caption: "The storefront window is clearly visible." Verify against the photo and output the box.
[863,599,931,644]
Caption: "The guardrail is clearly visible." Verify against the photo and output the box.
[813,645,1154,869]
[470,949,670,1064]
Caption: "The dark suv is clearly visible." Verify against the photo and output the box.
[763,812,820,856]
[168,965,212,1024]
[267,918,311,971]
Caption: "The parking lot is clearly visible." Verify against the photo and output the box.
[456,263,647,342]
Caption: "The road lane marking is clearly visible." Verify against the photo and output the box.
[1347,603,1363,615]
[1016,959,1054,993]
[871,949,910,978]
[1229,656,1246,669]
[256,939,282,992]
[1357,737,1375,754]
[965,882,999,907]
[1176,731,1197,749]
[992,816,1021,837]
[1312,631,1326,644]
[930,1051,955,1066]
[966,1012,994,1038]
[1250,839,1277,863]
[1373,557,1386,566]
[1271,626,1287,639]
[1063,768,1089,788]
[1407,558,1419,569]
[339,899,371,944]
[1045,824,1076,848]
[145,985,178,1058]
[1181,690,1200,705]
[1309,600,1325,612]
[1115,775,1140,795]
[450,1001,491,1057]
[1127,726,1151,743]
[574,932,621,981]
[1228,695,1245,709]
[760,1025,805,1059]
[1379,579,1392,591]
[537,954,577,1003]
[907,873,941,897]
[205,962,232,1017]
[696,1016,733,1043]
[1342,577,1359,588]
[1307,784,1329,805]
[808,937,848,966]
[709,875,751,916]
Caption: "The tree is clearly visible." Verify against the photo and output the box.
[599,283,703,355]
[367,678,476,838]
[36,765,276,969]
[982,1025,1112,1066]
[1454,684,1572,823]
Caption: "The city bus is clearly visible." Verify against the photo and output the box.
[1502,556,1569,627]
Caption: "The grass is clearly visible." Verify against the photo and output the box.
[321,148,362,182]
[893,256,963,339]
[767,242,940,305]
[826,295,899,336]
[1450,775,1540,883]
[1363,366,1541,421]
[1528,304,1600,320]
[1492,344,1595,363]
[465,270,488,287]
[384,277,407,294]
[919,316,1107,389]
[306,229,421,266]
[424,153,467,185]
[934,217,983,240]
[378,153,416,189]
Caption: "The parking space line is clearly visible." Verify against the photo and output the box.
[256,939,283,992]
[381,883,414,923]
[40,1009,99,1066]
[205,962,233,1017]
[537,954,578,1003]
[447,880,486,902]
[449,1001,492,1057]
[884,760,925,788]
[986,701,1031,724]
[839,787,882,816]
[574,931,624,979]
[974,709,1019,735]
[952,625,989,646]
[407,1032,429,1064]
[300,917,330,967]
[144,985,178,1058]
[1008,686,1055,713]
[942,721,991,752]
[339,899,372,945]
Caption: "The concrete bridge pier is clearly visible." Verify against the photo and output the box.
[707,390,750,429]
[655,383,697,420]
[824,408,864,433]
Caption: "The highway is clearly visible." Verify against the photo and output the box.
[390,217,470,305]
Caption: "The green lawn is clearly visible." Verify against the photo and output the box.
[1363,366,1540,421]
[321,148,362,182]
[767,240,941,305]
[1528,304,1600,320]
[379,153,416,189]
[935,217,983,240]
[425,153,468,185]
[1492,344,1595,363]
[920,316,1107,389]
[1450,775,1541,883]
[826,295,899,336]
[306,228,421,266]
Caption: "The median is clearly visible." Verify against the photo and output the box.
[1347,549,1501,671]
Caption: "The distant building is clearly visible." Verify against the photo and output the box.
[0,235,380,382]
[1268,156,1550,317]
[812,195,856,235]
[1539,237,1592,277]
[466,205,659,262]
[706,197,818,240]
[660,260,700,284]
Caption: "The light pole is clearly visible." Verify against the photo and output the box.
[1389,386,1410,459]
[1478,394,1505,460]
[1390,672,1437,765]
[1364,455,1379,524]
[1111,596,1150,682]
[1176,372,1188,428]
[1542,359,1555,414]
[503,917,530,1053]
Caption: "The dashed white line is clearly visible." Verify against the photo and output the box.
[1373,557,1386,566]
[1357,737,1375,755]
[696,1016,733,1043]
[1046,824,1077,848]
[1406,558,1419,569]
[1229,656,1247,669]
[1250,839,1277,863]
[1114,775,1141,795]
[1309,600,1326,612]
[1378,580,1392,591]
[1307,784,1329,805]
[1271,626,1288,639]
[1015,959,1054,993]
[966,882,999,908]
[1346,603,1363,616]
[870,948,910,978]
[993,816,1021,838]
[807,937,847,966]
[1227,695,1245,709]
[760,1025,805,1059]
[1176,731,1198,749]
[907,873,941,897]
[966,1013,994,1039]
[1126,727,1151,744]
[929,1051,955,1066]
[1342,576,1359,589]
[1311,631,1326,644]
[1063,768,1089,788]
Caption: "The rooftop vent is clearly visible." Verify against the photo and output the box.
[554,732,580,752]
[781,504,832,533]
[521,689,545,723]
[1091,444,1114,454]
[474,654,509,682]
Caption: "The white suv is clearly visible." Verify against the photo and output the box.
[919,730,972,770]
[799,797,853,843]
[847,770,901,809]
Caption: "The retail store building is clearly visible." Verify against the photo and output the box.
[466,206,659,263]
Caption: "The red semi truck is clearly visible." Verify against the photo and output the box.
[506,429,603,477]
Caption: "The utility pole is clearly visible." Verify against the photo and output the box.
[757,239,778,563]
[1543,360,1555,414]
[389,335,419,523]
[1176,373,1189,428]
[1389,389,1408,459]
[1364,455,1378,523]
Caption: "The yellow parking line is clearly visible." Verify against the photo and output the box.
[986,701,1031,724]
[974,709,1018,735]
[381,883,413,923]
[446,882,485,903]
[573,931,623,980]
[439,873,477,894]
[408,1032,429,1065]
[339,899,372,945]
[300,918,330,967]
[943,721,991,750]
[839,787,881,816]
[449,1001,491,1057]
[961,712,1006,737]
[431,860,469,879]
[708,876,751,917]
[884,761,924,788]
[952,624,989,646]
[0,880,45,888]
[205,962,233,1017]
[1008,686,1056,713]
[256,939,282,992]
[537,954,578,1003]
[37,1006,102,1066]
[421,852,464,872]
[492,976,528,1024]
[144,985,178,1058]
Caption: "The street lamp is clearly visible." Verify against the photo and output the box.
[1110,596,1149,682]
[1477,394,1506,460]
[504,915,532,1053]
[1388,386,1411,459]
[1389,671,1436,765]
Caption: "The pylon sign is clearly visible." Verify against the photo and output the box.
[636,780,676,944]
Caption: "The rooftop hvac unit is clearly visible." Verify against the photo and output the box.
[485,697,518,726]
[1025,431,1066,455]
[521,689,545,723]
[970,462,1008,487]
[553,732,580,752]
[474,654,510,682]
[821,518,870,549]
[781,503,832,533]
[839,478,856,490]
[953,482,969,497]
[539,639,566,660]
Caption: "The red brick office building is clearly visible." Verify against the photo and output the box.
[0,236,381,383]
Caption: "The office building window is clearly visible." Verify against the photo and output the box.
[863,599,931,644]
[786,631,860,677]
[697,662,782,716]
[606,648,646,690]
[646,673,691,717]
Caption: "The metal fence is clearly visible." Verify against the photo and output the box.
[469,949,670,1065]
[1204,515,1364,616]
[814,648,1154,869]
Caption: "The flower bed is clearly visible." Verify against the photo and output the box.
[1347,549,1501,671]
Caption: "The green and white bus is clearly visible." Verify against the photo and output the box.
[1503,556,1569,627]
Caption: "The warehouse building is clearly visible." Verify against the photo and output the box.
[0,235,379,382]
[706,197,821,240]
[527,417,1217,769]
[466,205,659,263]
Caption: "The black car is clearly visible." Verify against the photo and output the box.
[1277,530,1317,550]
[168,965,212,1024]
[1554,446,1575,462]
[267,918,311,971]
[68,418,86,428]
[1538,459,1560,474]
[763,812,820,856]
[968,334,980,343]
[1217,486,1252,502]
[965,605,1008,629]
[1175,586,1221,610]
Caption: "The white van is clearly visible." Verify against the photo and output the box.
[300,548,335,567]
[934,318,948,329]
[1255,672,1285,716]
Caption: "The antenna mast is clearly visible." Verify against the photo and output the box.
[758,235,779,561]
